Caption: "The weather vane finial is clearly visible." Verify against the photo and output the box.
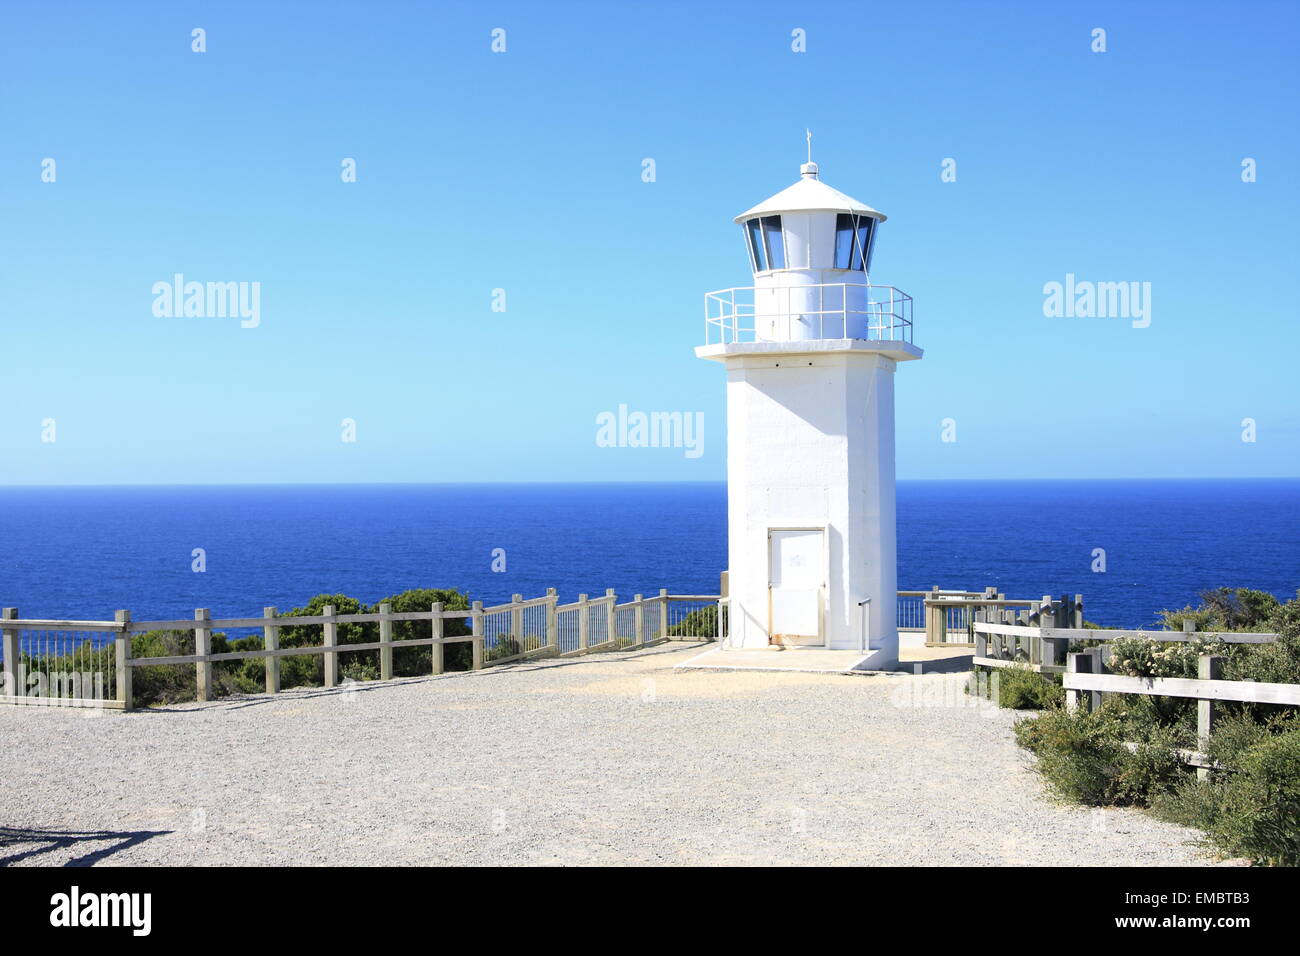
[806,128,812,164]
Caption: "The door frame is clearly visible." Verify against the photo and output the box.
[766,526,827,648]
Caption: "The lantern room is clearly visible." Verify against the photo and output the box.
[736,161,886,278]
[707,160,909,346]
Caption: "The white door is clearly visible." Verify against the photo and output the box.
[768,529,824,646]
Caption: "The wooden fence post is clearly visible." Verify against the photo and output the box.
[606,589,617,647]
[1066,652,1092,713]
[1197,654,1225,781]
[115,609,132,710]
[378,602,393,681]
[194,608,212,702]
[323,605,338,688]
[471,601,484,670]
[924,599,947,645]
[1088,646,1106,711]
[546,588,558,650]
[1072,594,1084,629]
[263,607,280,694]
[511,594,523,653]
[1036,595,1051,628]
[1040,633,1068,668]
[430,603,444,675]
[1,607,18,699]
[633,594,645,647]
[577,594,589,652]
[659,588,670,642]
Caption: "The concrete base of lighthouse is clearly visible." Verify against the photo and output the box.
[696,338,922,671]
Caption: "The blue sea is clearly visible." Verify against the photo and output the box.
[0,480,1296,629]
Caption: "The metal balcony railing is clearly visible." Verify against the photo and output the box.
[704,282,913,347]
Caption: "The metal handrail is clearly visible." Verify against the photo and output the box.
[703,282,913,346]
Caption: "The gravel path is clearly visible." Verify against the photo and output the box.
[0,642,1221,866]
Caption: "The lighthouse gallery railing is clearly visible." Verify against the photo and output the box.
[704,282,913,347]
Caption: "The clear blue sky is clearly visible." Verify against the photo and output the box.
[2,0,1297,483]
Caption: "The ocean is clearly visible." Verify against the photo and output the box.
[0,480,1296,629]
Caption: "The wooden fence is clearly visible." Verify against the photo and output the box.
[898,588,1083,646]
[0,590,722,711]
[970,614,1289,777]
[1064,652,1300,778]
[974,616,1278,677]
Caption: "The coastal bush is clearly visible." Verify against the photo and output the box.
[275,593,372,688]
[131,630,259,705]
[212,634,264,694]
[1014,706,1187,806]
[994,665,1063,710]
[1227,608,1300,688]
[128,631,197,705]
[1158,587,1281,633]
[1013,585,1300,866]
[1151,714,1300,866]
[669,604,722,639]
[341,658,380,683]
[377,588,473,674]
[1211,722,1300,865]
[1108,634,1230,680]
[486,634,522,662]
[113,588,477,703]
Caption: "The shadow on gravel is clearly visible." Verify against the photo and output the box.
[140,675,454,713]
[0,825,171,866]
[889,657,975,675]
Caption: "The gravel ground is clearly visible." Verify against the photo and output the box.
[0,642,1222,866]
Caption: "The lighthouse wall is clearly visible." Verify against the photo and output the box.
[723,351,899,662]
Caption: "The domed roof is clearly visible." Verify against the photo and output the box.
[734,162,886,224]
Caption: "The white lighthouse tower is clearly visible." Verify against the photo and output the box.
[696,155,921,669]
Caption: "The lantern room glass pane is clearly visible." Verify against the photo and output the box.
[854,219,873,272]
[762,216,785,270]
[834,214,855,269]
[746,219,766,272]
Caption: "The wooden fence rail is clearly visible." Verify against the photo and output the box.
[1064,652,1300,778]
[0,589,723,711]
[896,589,1084,646]
[973,615,1279,677]
[969,614,1289,779]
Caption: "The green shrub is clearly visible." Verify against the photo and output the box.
[125,631,197,706]
[214,634,269,692]
[1108,635,1230,679]
[341,658,380,683]
[1153,715,1300,866]
[668,604,723,639]
[1014,707,1188,806]
[131,630,259,706]
[1228,616,1300,687]
[376,588,472,673]
[1210,723,1300,866]
[1158,587,1281,633]
[1149,776,1226,835]
[994,665,1064,710]
[1014,709,1125,804]
[274,593,372,688]
[486,634,522,662]
[133,588,475,701]
[1014,587,1300,866]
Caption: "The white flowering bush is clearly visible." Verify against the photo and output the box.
[1108,635,1230,679]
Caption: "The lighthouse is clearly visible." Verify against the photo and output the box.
[696,156,921,668]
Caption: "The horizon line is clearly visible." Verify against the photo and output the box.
[1,476,1298,489]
